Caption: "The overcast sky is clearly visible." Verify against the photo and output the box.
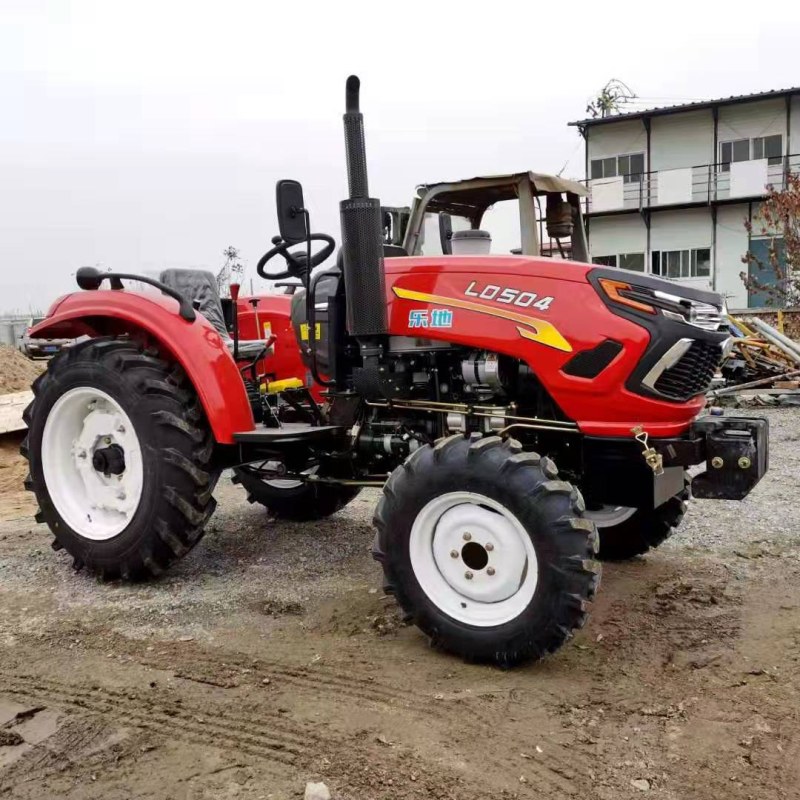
[1,0,798,312]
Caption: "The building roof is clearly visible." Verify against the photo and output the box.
[568,86,800,129]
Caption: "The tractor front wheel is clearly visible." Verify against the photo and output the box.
[586,485,689,561]
[22,338,220,580]
[373,435,600,667]
[233,466,360,521]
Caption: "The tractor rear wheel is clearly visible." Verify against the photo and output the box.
[22,337,220,580]
[373,434,600,667]
[586,483,689,561]
[233,466,360,521]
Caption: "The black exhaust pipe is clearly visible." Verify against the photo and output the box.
[339,75,388,337]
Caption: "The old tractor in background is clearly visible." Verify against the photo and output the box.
[22,77,767,666]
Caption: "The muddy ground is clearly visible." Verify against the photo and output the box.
[1,410,799,799]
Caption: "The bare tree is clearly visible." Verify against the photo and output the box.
[740,173,800,307]
[585,79,637,119]
[217,246,245,298]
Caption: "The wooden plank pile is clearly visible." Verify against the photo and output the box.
[0,391,33,435]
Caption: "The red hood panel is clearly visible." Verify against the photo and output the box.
[384,256,705,436]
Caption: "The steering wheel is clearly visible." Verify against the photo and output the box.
[256,234,336,280]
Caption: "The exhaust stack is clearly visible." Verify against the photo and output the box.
[339,75,388,337]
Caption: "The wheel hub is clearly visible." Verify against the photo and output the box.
[431,502,528,604]
[42,387,144,541]
[92,444,126,475]
[409,491,539,627]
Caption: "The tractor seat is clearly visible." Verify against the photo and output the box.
[159,269,267,359]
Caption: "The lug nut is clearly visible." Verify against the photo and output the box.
[464,571,473,580]
[104,436,112,445]
[117,491,126,501]
[463,532,472,541]
[485,543,494,552]
[117,424,126,434]
[711,456,724,469]
[738,456,752,469]
[487,567,496,576]
[77,450,87,460]
[450,550,459,559]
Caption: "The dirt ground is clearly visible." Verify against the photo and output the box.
[0,345,43,394]
[1,411,799,799]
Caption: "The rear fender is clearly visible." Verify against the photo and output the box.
[31,291,255,443]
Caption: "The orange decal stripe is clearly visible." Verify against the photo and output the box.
[393,287,572,353]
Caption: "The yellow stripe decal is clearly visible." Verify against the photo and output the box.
[393,287,572,353]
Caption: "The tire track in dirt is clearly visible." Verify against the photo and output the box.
[0,717,125,789]
[88,633,449,717]
[44,634,594,796]
[0,673,504,800]
[132,643,593,794]
[0,674,308,766]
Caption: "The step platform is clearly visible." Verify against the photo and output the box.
[233,423,346,446]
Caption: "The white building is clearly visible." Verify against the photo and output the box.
[569,88,800,309]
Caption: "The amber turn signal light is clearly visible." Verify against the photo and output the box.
[598,278,656,314]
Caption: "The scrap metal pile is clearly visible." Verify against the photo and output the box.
[714,314,800,401]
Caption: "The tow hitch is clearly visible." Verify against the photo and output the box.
[690,416,769,500]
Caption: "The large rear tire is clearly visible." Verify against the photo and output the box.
[232,466,360,521]
[373,434,600,667]
[22,338,220,580]
[587,484,689,561]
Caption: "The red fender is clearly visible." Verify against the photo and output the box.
[32,291,255,444]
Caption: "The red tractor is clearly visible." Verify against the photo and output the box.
[22,77,767,666]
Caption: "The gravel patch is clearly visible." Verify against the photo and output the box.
[667,407,800,553]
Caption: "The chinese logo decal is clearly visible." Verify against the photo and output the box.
[408,308,453,329]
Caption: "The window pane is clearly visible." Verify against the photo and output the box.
[592,255,617,267]
[692,248,711,277]
[720,141,732,163]
[620,252,645,271]
[733,139,749,162]
[753,137,764,160]
[618,155,629,175]
[665,251,682,278]
[652,252,661,275]
[591,159,603,179]
[602,157,617,178]
[765,134,782,164]
[630,153,645,175]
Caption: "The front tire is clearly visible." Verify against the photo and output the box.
[233,466,360,521]
[587,484,689,561]
[22,338,220,580]
[373,434,600,667]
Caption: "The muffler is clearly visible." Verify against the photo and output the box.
[339,75,388,337]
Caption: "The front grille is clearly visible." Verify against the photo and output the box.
[653,340,723,401]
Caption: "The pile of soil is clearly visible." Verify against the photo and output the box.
[0,432,34,521]
[0,345,44,393]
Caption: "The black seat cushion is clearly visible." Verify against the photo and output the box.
[160,269,229,339]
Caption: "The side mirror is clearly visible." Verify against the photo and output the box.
[276,179,309,245]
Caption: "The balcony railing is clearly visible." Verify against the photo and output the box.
[585,154,800,214]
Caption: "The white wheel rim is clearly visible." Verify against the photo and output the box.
[409,491,538,627]
[41,386,144,541]
[265,478,304,490]
[253,461,317,491]
[584,505,636,528]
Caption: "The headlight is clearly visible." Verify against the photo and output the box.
[597,280,724,331]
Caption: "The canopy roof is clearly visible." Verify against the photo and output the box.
[416,172,587,218]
